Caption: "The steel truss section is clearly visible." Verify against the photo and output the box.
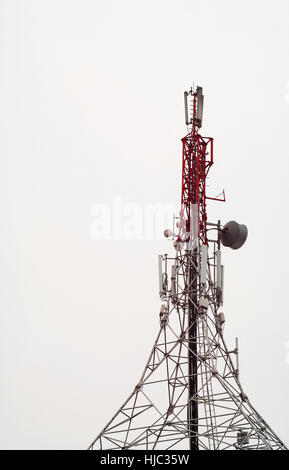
[88,240,287,450]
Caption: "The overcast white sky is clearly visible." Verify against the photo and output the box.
[0,0,289,449]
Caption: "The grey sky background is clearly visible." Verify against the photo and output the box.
[0,0,289,449]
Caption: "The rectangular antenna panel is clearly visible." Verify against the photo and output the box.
[171,264,176,296]
[216,250,222,289]
[200,244,208,285]
[196,86,204,128]
[184,91,190,125]
[158,255,163,295]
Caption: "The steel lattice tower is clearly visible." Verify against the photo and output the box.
[88,87,287,450]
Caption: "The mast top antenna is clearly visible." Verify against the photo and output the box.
[184,85,204,128]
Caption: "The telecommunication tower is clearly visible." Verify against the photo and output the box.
[88,87,287,450]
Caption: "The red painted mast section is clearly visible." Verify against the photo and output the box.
[179,91,214,245]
